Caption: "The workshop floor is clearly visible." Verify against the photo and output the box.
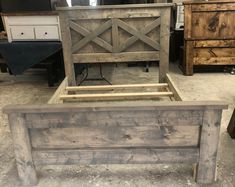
[0,63,235,187]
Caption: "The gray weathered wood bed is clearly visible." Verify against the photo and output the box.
[3,4,228,186]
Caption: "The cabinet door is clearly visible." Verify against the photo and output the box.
[35,26,60,40]
[10,26,35,40]
[191,12,235,39]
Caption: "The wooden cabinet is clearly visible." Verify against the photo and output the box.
[2,13,61,42]
[183,0,235,75]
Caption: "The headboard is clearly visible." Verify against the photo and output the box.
[57,4,173,85]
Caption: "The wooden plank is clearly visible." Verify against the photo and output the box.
[166,74,183,101]
[191,12,235,40]
[194,40,235,48]
[119,18,161,52]
[227,108,235,138]
[184,5,192,40]
[3,101,228,114]
[116,19,160,51]
[8,114,38,186]
[159,7,171,82]
[60,92,174,101]
[112,18,119,53]
[191,3,235,12]
[194,48,235,58]
[57,8,162,20]
[72,19,112,53]
[58,12,76,86]
[29,126,200,149]
[66,83,168,91]
[56,4,174,11]
[72,52,160,63]
[184,41,194,75]
[69,21,113,52]
[48,77,68,104]
[196,110,222,184]
[25,110,204,129]
[194,57,235,65]
[32,148,199,165]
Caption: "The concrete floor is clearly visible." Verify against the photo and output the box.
[0,63,235,187]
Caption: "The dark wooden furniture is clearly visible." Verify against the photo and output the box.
[183,0,235,75]
[0,41,64,86]
[227,109,235,138]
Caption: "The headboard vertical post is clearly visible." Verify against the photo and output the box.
[59,12,76,86]
[196,109,222,184]
[159,7,171,83]
[8,113,38,186]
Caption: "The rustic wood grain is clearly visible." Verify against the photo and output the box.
[191,12,235,40]
[184,41,194,75]
[194,57,235,65]
[166,74,183,101]
[32,148,199,165]
[8,114,38,186]
[4,101,228,114]
[48,77,68,104]
[57,4,172,83]
[29,126,200,149]
[70,21,113,53]
[196,110,222,184]
[194,48,235,58]
[159,7,171,83]
[58,12,76,85]
[184,1,235,74]
[4,101,227,185]
[194,40,235,48]
[72,52,160,63]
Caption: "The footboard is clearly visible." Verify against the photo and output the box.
[4,102,227,186]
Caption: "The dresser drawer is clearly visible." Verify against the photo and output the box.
[35,26,60,40]
[7,16,59,25]
[10,26,35,40]
[184,2,235,40]
[2,14,61,42]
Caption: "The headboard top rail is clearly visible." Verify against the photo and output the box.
[56,3,174,11]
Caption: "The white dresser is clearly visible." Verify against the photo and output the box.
[2,12,61,42]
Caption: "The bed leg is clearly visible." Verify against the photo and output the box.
[196,110,222,184]
[9,114,38,186]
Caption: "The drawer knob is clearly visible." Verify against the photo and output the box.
[21,32,24,35]
[45,32,48,35]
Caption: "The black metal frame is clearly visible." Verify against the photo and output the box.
[78,63,112,86]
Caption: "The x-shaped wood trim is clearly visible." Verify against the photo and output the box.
[118,18,161,52]
[116,18,160,52]
[70,20,113,53]
[70,18,160,53]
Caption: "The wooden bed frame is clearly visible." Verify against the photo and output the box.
[3,4,228,186]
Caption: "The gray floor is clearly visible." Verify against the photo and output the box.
[0,63,235,187]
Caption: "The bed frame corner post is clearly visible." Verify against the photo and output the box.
[159,7,171,83]
[59,11,76,86]
[196,109,222,184]
[8,113,38,186]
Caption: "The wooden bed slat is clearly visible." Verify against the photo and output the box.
[32,148,199,165]
[66,83,169,91]
[60,92,174,101]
